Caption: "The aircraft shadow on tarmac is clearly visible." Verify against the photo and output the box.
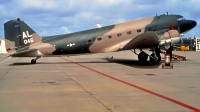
[9,58,162,69]
[102,58,162,69]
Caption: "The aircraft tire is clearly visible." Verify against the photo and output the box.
[31,59,36,64]
[138,52,148,62]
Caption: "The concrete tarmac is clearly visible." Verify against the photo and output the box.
[0,51,200,112]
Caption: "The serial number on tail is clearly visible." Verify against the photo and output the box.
[24,38,34,44]
[22,31,34,44]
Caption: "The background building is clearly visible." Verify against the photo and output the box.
[173,37,196,51]
[0,39,7,54]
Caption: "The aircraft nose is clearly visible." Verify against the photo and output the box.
[191,20,197,28]
[179,20,197,33]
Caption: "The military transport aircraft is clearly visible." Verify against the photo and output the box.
[4,14,196,64]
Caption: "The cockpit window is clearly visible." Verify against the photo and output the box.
[177,17,185,21]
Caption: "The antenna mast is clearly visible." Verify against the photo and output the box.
[168,3,172,15]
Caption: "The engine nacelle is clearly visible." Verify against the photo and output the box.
[159,30,180,46]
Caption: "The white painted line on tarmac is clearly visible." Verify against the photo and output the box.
[0,57,11,65]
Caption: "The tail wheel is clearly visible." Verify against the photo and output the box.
[31,59,36,64]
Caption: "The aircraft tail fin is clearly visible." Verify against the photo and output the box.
[4,18,42,52]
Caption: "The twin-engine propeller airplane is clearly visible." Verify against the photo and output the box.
[4,14,196,64]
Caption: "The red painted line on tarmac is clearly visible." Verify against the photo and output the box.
[60,57,200,112]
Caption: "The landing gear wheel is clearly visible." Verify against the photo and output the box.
[31,59,36,64]
[138,52,148,62]
[30,56,41,64]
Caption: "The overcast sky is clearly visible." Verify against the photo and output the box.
[0,0,199,39]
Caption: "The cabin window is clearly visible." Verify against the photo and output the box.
[137,29,141,33]
[97,37,102,41]
[177,17,185,22]
[117,33,122,37]
[127,31,132,35]
[107,35,112,39]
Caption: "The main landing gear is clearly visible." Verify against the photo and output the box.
[131,46,161,63]
[138,51,148,63]
[149,46,161,63]
[31,56,41,64]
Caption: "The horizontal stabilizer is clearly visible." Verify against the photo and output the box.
[10,49,43,57]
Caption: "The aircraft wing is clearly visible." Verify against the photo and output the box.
[121,31,159,50]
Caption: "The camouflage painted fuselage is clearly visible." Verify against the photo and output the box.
[4,14,196,57]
